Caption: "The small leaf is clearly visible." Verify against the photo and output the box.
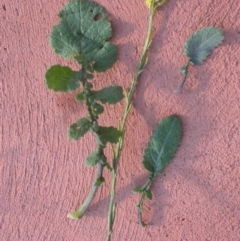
[85,150,100,166]
[143,115,182,177]
[95,176,105,186]
[145,190,152,200]
[179,66,187,74]
[184,26,224,65]
[98,126,122,144]
[75,92,85,101]
[45,65,81,92]
[91,86,124,104]
[68,117,92,140]
[91,103,104,115]
[50,0,117,72]
[132,187,143,194]
[99,155,107,165]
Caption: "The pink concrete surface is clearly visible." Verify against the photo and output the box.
[1,0,240,240]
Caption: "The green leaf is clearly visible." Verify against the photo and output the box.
[132,187,143,194]
[143,115,182,177]
[45,65,81,92]
[95,176,105,186]
[84,150,100,166]
[98,127,122,144]
[75,92,85,101]
[68,117,92,140]
[50,0,117,72]
[184,26,224,65]
[91,102,104,115]
[91,86,124,104]
[145,190,153,200]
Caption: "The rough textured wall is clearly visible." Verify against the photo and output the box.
[1,0,240,240]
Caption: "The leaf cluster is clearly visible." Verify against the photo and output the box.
[45,0,123,170]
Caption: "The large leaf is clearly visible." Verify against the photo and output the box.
[143,115,182,177]
[98,127,122,144]
[45,65,82,92]
[90,86,124,104]
[184,26,224,65]
[68,117,92,140]
[50,0,117,72]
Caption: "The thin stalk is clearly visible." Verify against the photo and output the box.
[106,2,160,240]
[136,179,152,227]
[174,59,191,93]
[67,163,103,219]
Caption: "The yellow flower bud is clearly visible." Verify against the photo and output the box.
[145,0,167,9]
[145,0,153,8]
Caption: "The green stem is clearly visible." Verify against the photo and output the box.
[174,59,191,93]
[67,163,104,219]
[137,179,152,227]
[68,69,106,219]
[106,3,158,240]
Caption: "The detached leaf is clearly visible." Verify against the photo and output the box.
[143,115,182,177]
[45,65,81,92]
[68,117,92,140]
[50,0,117,72]
[91,86,124,104]
[98,127,122,144]
[184,26,224,65]
[85,150,100,166]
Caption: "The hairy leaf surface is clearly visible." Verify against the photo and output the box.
[98,127,122,144]
[91,86,124,104]
[143,115,182,177]
[68,117,92,140]
[50,0,117,72]
[45,65,81,92]
[184,26,223,65]
[85,150,100,166]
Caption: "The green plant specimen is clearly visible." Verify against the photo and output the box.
[45,0,124,219]
[45,0,181,240]
[106,0,168,239]
[175,26,224,93]
[132,115,182,226]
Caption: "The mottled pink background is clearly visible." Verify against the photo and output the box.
[1,0,240,240]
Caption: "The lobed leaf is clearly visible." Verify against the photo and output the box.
[98,126,122,144]
[90,86,124,104]
[45,65,82,92]
[50,0,117,72]
[85,150,100,166]
[68,117,92,140]
[143,115,182,177]
[184,26,224,65]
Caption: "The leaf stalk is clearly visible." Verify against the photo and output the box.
[136,179,152,227]
[174,59,191,93]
